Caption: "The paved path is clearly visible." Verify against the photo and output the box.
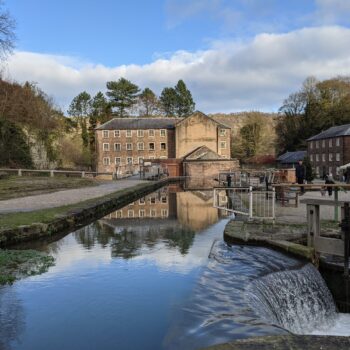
[0,179,147,213]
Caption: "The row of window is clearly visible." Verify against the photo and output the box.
[310,138,340,149]
[314,166,339,176]
[127,196,168,205]
[102,129,167,138]
[103,142,167,151]
[103,156,167,165]
[109,209,169,218]
[310,153,341,162]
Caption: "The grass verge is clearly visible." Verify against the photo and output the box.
[0,175,98,200]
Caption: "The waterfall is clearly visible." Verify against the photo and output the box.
[246,263,337,334]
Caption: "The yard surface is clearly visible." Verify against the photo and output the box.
[0,175,98,200]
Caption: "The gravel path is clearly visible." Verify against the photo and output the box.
[0,179,147,213]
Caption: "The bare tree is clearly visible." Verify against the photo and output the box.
[0,1,15,60]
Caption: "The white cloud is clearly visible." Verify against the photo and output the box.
[314,0,350,24]
[4,26,350,113]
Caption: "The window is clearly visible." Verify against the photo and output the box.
[127,157,133,164]
[149,129,155,137]
[137,142,144,150]
[150,209,156,217]
[161,196,167,203]
[316,141,319,148]
[114,130,120,137]
[329,167,333,175]
[322,140,325,148]
[316,154,319,161]
[310,154,313,161]
[139,197,145,205]
[137,130,144,137]
[103,157,110,165]
[219,129,226,136]
[138,157,144,164]
[329,139,332,147]
[116,210,122,218]
[150,197,156,204]
[329,153,333,161]
[128,210,134,218]
[103,143,110,151]
[336,138,340,146]
[126,130,132,137]
[114,143,121,151]
[220,141,227,149]
[149,142,155,150]
[310,141,313,149]
[139,209,145,218]
[160,129,166,137]
[115,157,121,165]
[126,143,133,150]
[316,166,319,175]
[322,154,325,162]
[103,130,109,138]
[336,153,340,161]
[161,209,168,217]
[160,142,167,150]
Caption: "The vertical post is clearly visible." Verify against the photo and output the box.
[18,169,22,176]
[334,187,339,221]
[81,171,85,178]
[342,203,349,278]
[272,188,275,220]
[249,186,253,220]
[50,170,54,178]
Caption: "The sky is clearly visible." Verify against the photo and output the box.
[3,0,350,114]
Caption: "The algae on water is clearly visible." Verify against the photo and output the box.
[0,249,55,284]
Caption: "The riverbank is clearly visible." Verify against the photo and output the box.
[0,178,180,246]
[0,175,98,200]
[0,249,54,284]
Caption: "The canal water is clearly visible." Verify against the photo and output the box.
[1,185,350,350]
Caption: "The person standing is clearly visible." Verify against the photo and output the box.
[295,160,306,194]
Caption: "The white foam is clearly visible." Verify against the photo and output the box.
[311,313,350,336]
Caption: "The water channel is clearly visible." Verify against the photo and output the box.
[1,184,350,350]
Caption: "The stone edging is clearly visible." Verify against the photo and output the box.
[0,178,180,247]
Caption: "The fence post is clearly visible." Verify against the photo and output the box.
[18,169,22,176]
[249,186,253,220]
[81,171,85,178]
[50,170,54,177]
[334,187,339,221]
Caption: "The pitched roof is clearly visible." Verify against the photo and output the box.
[307,124,350,141]
[183,145,224,160]
[96,117,180,130]
[175,111,231,129]
[277,151,306,164]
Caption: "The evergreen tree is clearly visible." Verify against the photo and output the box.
[303,156,314,182]
[106,77,140,117]
[174,79,195,117]
[159,87,177,117]
[0,118,33,168]
[138,87,159,117]
[67,91,92,117]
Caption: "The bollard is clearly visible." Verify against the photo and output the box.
[50,170,54,177]
[18,169,22,176]
[81,171,85,178]
[340,203,350,277]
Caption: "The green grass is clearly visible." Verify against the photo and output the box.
[0,249,55,284]
[0,175,98,200]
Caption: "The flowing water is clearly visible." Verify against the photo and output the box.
[1,186,350,350]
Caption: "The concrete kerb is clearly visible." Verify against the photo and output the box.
[0,177,181,247]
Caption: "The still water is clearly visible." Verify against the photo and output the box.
[0,185,349,350]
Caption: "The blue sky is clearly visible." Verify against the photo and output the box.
[4,1,350,113]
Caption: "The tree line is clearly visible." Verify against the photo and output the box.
[276,76,350,154]
[68,78,195,120]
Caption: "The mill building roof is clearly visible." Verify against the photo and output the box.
[276,151,306,164]
[307,124,350,141]
[96,118,180,130]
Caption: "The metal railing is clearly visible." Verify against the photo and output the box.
[213,186,275,220]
